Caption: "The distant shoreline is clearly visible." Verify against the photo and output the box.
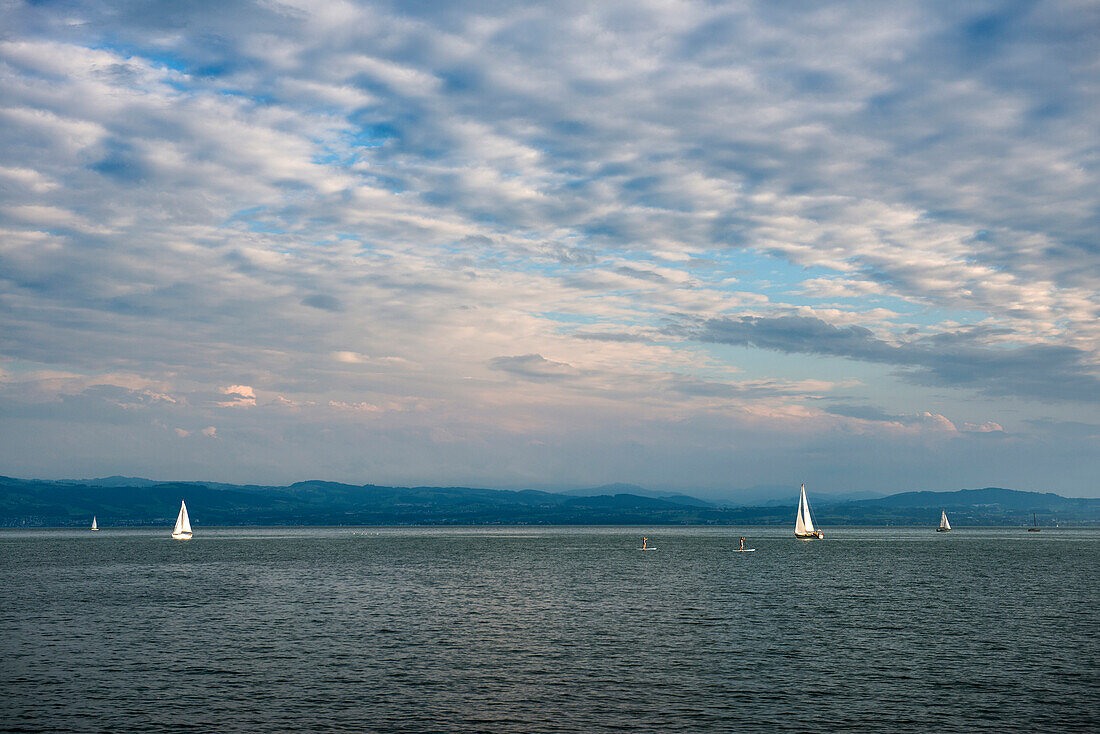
[4,476,1098,527]
[3,522,1096,530]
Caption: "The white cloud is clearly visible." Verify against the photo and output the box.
[218,385,256,408]
[963,421,1005,433]
[328,400,382,412]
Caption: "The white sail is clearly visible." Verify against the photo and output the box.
[801,487,815,533]
[172,500,192,538]
[795,484,816,535]
[939,510,950,531]
[795,488,806,534]
[91,516,98,531]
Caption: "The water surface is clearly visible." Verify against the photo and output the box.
[1,526,1096,732]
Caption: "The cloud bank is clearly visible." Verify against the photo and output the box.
[0,0,1097,494]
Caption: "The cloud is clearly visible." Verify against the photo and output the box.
[0,1,1097,492]
[823,404,963,433]
[666,374,837,400]
[201,426,217,438]
[963,421,1004,433]
[488,354,581,382]
[331,351,414,369]
[328,400,382,412]
[218,385,256,408]
[301,293,343,311]
[824,404,904,423]
[689,315,1100,402]
[573,330,656,343]
[798,278,885,299]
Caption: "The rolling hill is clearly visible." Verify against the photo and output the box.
[0,476,1096,527]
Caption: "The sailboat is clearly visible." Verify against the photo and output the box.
[937,510,951,532]
[1028,513,1040,532]
[171,500,192,540]
[794,484,823,539]
[91,516,99,531]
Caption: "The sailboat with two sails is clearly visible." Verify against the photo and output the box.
[794,484,823,539]
[171,500,192,540]
[937,510,951,532]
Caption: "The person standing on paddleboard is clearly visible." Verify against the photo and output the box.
[738,537,745,551]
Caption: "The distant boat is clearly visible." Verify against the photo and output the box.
[91,516,99,531]
[1028,512,1040,532]
[937,510,951,532]
[171,500,192,540]
[794,484,824,539]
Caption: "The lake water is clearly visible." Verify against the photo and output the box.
[1,526,1097,732]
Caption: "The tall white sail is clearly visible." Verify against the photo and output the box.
[795,487,807,535]
[795,484,816,534]
[172,500,192,539]
[801,486,815,533]
[939,510,950,531]
[91,516,98,531]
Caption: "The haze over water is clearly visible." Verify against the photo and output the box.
[2,526,1096,732]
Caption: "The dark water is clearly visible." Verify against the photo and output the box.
[1,526,1097,733]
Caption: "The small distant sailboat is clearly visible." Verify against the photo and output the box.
[794,484,823,540]
[937,510,951,532]
[91,516,99,531]
[1028,512,1040,532]
[171,500,192,540]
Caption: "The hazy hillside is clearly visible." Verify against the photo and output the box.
[819,487,1099,527]
[560,484,716,507]
[0,476,1096,527]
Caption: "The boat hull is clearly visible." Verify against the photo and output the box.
[171,532,192,540]
[795,532,823,540]
[936,528,950,532]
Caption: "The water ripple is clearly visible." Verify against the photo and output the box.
[1,526,1097,732]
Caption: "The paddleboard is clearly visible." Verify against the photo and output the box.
[735,548,756,552]
[639,547,658,551]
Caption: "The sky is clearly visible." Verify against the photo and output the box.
[0,0,1098,498]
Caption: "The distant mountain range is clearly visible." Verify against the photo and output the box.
[558,483,716,507]
[1,475,1097,527]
